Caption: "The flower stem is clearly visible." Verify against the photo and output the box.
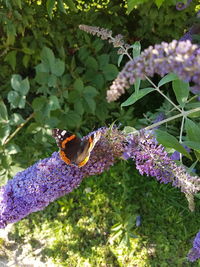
[142,107,200,131]
[3,113,34,145]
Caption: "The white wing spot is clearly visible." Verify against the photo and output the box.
[61,130,67,136]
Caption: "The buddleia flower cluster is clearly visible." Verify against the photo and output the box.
[107,40,200,102]
[79,24,130,53]
[1,127,200,229]
[0,127,126,228]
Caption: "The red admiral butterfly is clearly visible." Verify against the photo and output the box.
[52,129,101,167]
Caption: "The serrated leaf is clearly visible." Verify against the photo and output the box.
[185,118,200,143]
[0,100,8,122]
[158,73,178,87]
[84,56,98,71]
[98,54,110,69]
[41,47,55,72]
[46,0,56,19]
[52,59,65,76]
[155,129,192,160]
[48,74,57,87]
[83,86,98,98]
[74,78,84,92]
[74,99,84,115]
[68,90,80,103]
[172,79,189,107]
[48,95,60,110]
[65,110,81,128]
[84,97,96,114]
[4,50,17,70]
[103,64,118,81]
[121,88,154,107]
[32,96,46,111]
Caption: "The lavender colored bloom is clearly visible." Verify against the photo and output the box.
[0,127,126,228]
[188,231,200,262]
[123,131,200,194]
[107,40,200,102]
[176,0,192,11]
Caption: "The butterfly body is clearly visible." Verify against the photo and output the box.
[52,129,101,167]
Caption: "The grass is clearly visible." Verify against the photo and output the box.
[5,160,200,266]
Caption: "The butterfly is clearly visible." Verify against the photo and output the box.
[52,129,101,167]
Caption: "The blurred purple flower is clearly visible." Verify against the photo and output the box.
[107,40,200,102]
[0,127,125,228]
[188,231,200,262]
[176,0,192,11]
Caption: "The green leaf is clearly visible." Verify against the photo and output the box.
[46,0,56,19]
[48,74,57,87]
[121,87,154,107]
[185,118,200,143]
[4,51,17,70]
[91,74,104,90]
[85,56,98,71]
[11,75,30,95]
[131,41,141,59]
[52,59,65,76]
[134,78,141,93]
[35,62,50,73]
[183,141,200,152]
[11,74,22,91]
[74,78,84,92]
[74,99,84,115]
[68,90,80,103]
[158,73,178,87]
[123,126,137,134]
[9,113,24,125]
[98,54,110,69]
[57,0,66,13]
[0,124,10,145]
[65,0,78,12]
[48,95,60,110]
[0,100,8,122]
[7,91,25,109]
[103,64,118,81]
[20,77,30,95]
[41,47,55,72]
[155,129,192,160]
[32,96,46,111]
[5,144,21,155]
[118,54,124,67]
[35,72,50,85]
[127,0,146,14]
[15,0,22,9]
[83,86,98,98]
[172,79,189,107]
[155,0,165,8]
[65,110,81,128]
[84,97,96,114]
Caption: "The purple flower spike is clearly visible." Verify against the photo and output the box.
[123,131,200,194]
[107,40,200,102]
[188,231,200,262]
[0,127,126,228]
